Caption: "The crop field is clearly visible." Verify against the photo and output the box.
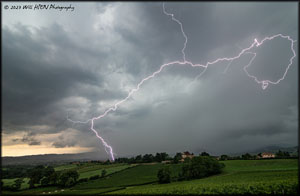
[2,178,30,190]
[53,163,134,179]
[2,159,298,195]
[78,164,134,179]
[54,164,78,171]
[49,163,182,195]
[73,164,180,189]
[108,159,298,195]
[222,159,298,172]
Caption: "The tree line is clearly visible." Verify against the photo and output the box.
[114,152,171,164]
[157,156,225,184]
[2,165,79,191]
[219,150,294,161]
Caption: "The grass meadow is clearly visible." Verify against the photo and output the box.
[2,159,298,195]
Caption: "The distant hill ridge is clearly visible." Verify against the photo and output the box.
[2,151,106,165]
[226,145,298,156]
[249,145,298,154]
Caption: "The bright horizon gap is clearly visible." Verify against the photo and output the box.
[2,144,94,157]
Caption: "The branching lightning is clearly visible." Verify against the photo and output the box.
[67,3,297,161]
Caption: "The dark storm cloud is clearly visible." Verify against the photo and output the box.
[2,23,124,132]
[105,45,297,156]
[2,2,298,156]
[12,132,41,146]
[52,139,76,148]
[108,2,188,79]
[146,2,297,66]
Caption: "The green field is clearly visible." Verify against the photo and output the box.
[1,163,131,194]
[74,163,181,189]
[78,164,134,179]
[2,178,30,190]
[2,159,298,195]
[109,159,298,195]
[54,164,78,171]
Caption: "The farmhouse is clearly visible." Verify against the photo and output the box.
[261,152,275,158]
[180,151,194,162]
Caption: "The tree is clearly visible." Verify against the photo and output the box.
[143,154,154,163]
[257,153,262,158]
[276,150,284,157]
[41,177,50,186]
[89,175,100,180]
[49,171,59,185]
[2,165,33,179]
[220,155,229,161]
[283,151,290,157]
[242,153,253,160]
[128,157,135,164]
[44,166,55,178]
[58,170,79,187]
[115,157,129,163]
[155,153,163,162]
[173,152,182,164]
[184,157,192,163]
[78,178,88,183]
[68,170,79,182]
[65,178,75,187]
[101,169,107,177]
[40,166,56,186]
[200,152,210,156]
[161,152,169,161]
[155,152,169,162]
[12,178,24,191]
[276,150,290,158]
[103,159,111,165]
[27,165,45,188]
[232,155,241,160]
[157,167,171,183]
[135,155,142,163]
[178,156,224,181]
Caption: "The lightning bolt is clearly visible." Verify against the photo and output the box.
[67,3,297,161]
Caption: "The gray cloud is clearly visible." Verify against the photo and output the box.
[52,140,76,148]
[12,132,41,146]
[2,2,298,157]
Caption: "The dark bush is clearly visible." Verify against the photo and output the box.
[78,178,89,183]
[157,167,171,184]
[178,156,225,181]
[101,169,107,177]
[57,170,79,187]
[2,165,34,179]
[2,178,24,191]
[89,175,100,180]
[2,185,17,191]
[41,177,50,186]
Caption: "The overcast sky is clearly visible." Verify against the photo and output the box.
[2,2,298,158]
